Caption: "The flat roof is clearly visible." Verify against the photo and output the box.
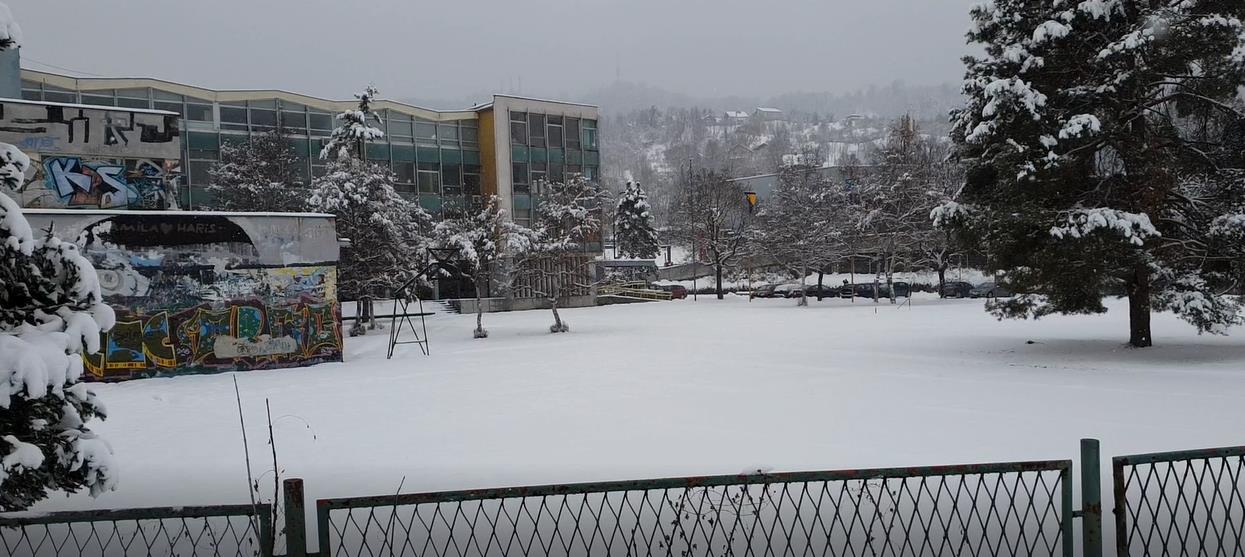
[22,208,336,219]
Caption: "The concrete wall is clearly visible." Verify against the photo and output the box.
[0,48,19,99]
[22,210,342,381]
[0,99,182,210]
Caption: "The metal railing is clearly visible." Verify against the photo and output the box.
[316,460,1074,557]
[1112,445,1245,556]
[0,503,272,557]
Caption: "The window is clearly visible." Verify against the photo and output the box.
[387,119,413,141]
[565,118,581,149]
[548,116,564,148]
[530,162,547,189]
[512,162,529,193]
[438,123,459,144]
[510,111,527,144]
[220,105,248,131]
[442,163,462,196]
[249,108,277,131]
[549,162,564,183]
[528,113,546,148]
[188,160,215,186]
[461,126,479,144]
[393,162,416,184]
[188,132,220,159]
[186,103,214,122]
[21,89,39,101]
[415,122,438,142]
[281,111,308,134]
[116,97,150,109]
[45,91,76,104]
[309,112,333,135]
[81,93,115,107]
[583,119,598,150]
[464,172,481,195]
[154,100,183,114]
[418,162,441,194]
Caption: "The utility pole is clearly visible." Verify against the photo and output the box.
[688,156,697,301]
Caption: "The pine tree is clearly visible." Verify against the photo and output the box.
[613,179,660,259]
[946,1,1245,346]
[1,143,117,511]
[524,176,605,333]
[433,196,536,338]
[320,85,384,161]
[308,159,432,336]
[207,128,306,212]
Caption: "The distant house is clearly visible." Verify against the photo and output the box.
[753,107,784,121]
[723,110,749,124]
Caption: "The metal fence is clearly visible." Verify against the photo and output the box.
[0,503,272,557]
[1112,445,1245,556]
[316,460,1074,557]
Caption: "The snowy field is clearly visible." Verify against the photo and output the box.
[32,294,1245,514]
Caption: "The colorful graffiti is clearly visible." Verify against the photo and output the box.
[0,100,182,210]
[84,298,341,380]
[19,211,343,381]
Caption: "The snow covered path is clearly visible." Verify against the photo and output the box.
[35,295,1245,512]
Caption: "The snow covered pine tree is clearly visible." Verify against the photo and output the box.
[525,176,605,333]
[945,1,1245,346]
[1,143,117,511]
[310,86,433,336]
[433,196,536,338]
[613,179,660,259]
[207,128,307,212]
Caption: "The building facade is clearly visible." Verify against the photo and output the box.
[19,70,602,238]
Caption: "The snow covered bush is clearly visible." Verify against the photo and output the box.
[612,179,659,260]
[1,144,117,512]
[949,0,1245,346]
[207,129,307,212]
[433,196,535,339]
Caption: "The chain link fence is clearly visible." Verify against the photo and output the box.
[316,461,1073,557]
[0,503,272,557]
[1113,445,1245,556]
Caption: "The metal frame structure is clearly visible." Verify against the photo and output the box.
[386,248,463,360]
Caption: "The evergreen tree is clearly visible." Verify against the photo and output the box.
[207,128,306,211]
[946,1,1245,346]
[524,176,605,333]
[433,196,536,338]
[308,159,432,336]
[613,179,660,259]
[320,85,384,161]
[1,143,117,511]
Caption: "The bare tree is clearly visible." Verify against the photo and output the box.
[673,170,750,299]
[520,176,606,333]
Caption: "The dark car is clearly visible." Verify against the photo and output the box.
[803,284,838,299]
[773,284,805,298]
[941,281,975,298]
[838,283,876,299]
[969,281,1011,298]
[751,284,779,298]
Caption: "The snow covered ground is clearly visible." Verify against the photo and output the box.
[32,294,1245,517]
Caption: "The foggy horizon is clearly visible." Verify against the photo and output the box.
[8,0,978,107]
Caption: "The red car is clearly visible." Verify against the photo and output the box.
[658,284,688,299]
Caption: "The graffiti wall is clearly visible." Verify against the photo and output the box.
[0,99,182,210]
[23,210,342,381]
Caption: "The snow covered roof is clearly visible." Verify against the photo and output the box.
[754,107,783,113]
[724,111,749,118]
[21,208,337,219]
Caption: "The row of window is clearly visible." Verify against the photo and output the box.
[20,83,479,147]
[509,111,598,150]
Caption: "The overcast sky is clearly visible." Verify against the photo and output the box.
[9,0,979,104]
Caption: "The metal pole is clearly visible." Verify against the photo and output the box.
[283,478,307,557]
[689,157,697,301]
[1081,438,1103,557]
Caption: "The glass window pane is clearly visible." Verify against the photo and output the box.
[418,170,441,194]
[415,122,437,141]
[438,124,458,142]
[81,94,114,106]
[394,162,415,184]
[464,172,481,195]
[392,144,415,162]
[154,100,183,114]
[510,111,526,122]
[461,126,478,143]
[220,106,248,130]
[154,89,183,101]
[45,91,76,104]
[548,124,563,148]
[186,103,214,122]
[250,109,277,130]
[21,89,40,101]
[565,118,581,148]
[116,97,150,109]
[281,111,307,131]
[442,163,461,186]
[309,112,333,130]
[510,121,526,144]
[528,113,545,148]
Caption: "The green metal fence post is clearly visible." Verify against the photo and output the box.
[1061,464,1074,557]
[317,500,332,557]
[259,504,274,557]
[284,478,307,557]
[1080,438,1103,557]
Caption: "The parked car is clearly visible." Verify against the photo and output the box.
[654,284,688,299]
[838,283,875,299]
[969,281,1011,298]
[751,284,779,298]
[941,281,975,298]
[773,284,805,298]
[803,284,838,299]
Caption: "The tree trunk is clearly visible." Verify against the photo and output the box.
[816,271,825,301]
[797,260,809,307]
[937,266,947,299]
[549,285,568,333]
[473,276,488,339]
[886,250,897,305]
[1128,264,1152,348]
[715,264,724,300]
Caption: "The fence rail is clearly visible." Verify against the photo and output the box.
[1112,445,1245,556]
[0,503,272,557]
[317,460,1073,557]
